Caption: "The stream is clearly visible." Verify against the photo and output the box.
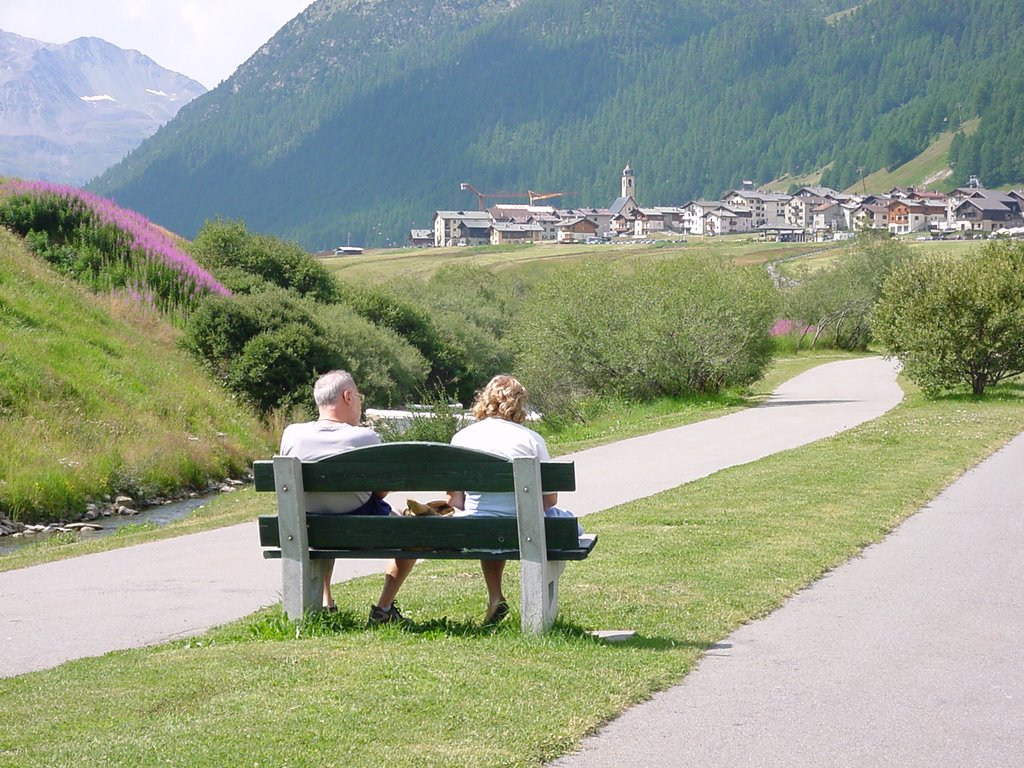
[0,493,222,556]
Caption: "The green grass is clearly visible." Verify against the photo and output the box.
[0,230,275,524]
[3,378,1022,767]
[852,118,981,194]
[324,238,844,285]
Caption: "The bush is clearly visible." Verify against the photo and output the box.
[512,255,778,416]
[384,265,521,403]
[335,281,497,405]
[312,302,429,407]
[422,264,526,340]
[781,234,909,350]
[182,289,428,413]
[227,325,339,413]
[182,289,315,372]
[872,240,1024,396]
[190,218,338,302]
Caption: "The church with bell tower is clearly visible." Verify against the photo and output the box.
[608,162,640,234]
[621,163,636,199]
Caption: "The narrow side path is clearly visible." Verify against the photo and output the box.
[563,356,901,515]
[0,357,901,678]
[550,431,1024,768]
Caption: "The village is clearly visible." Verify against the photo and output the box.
[418,165,1024,248]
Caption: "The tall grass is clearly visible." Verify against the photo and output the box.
[0,229,273,523]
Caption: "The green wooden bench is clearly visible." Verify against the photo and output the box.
[254,441,597,633]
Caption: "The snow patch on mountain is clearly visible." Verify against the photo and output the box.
[0,29,207,184]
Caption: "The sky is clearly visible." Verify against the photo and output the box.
[0,1,316,89]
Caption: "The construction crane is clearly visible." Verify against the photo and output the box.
[528,190,577,205]
[459,182,576,210]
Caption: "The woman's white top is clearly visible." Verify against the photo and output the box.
[450,418,550,516]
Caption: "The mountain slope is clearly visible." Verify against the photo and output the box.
[90,0,1024,248]
[0,30,206,184]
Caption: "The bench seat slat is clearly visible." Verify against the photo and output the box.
[258,514,585,551]
[261,537,596,562]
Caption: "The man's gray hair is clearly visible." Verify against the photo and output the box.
[313,370,356,407]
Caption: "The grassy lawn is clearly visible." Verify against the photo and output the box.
[2,378,1022,767]
[324,238,843,285]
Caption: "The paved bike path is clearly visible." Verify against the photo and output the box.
[551,418,1024,767]
[1,357,901,678]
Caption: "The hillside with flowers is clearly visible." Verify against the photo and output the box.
[0,180,272,525]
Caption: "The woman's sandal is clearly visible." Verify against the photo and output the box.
[483,599,510,626]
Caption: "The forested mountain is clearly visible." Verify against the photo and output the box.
[90,0,1024,248]
[0,30,205,184]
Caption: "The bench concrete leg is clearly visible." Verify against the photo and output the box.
[282,557,329,620]
[274,456,323,620]
[514,457,558,634]
[545,560,566,629]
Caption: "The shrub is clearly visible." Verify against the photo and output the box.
[335,281,494,405]
[781,234,909,350]
[512,255,778,416]
[422,263,526,340]
[312,302,429,407]
[182,289,315,373]
[227,325,339,413]
[394,264,520,402]
[182,289,429,413]
[190,218,338,302]
[872,240,1024,396]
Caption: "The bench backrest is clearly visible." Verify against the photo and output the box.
[253,441,575,494]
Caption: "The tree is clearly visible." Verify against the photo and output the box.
[872,241,1024,396]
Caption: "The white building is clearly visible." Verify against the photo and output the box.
[724,189,792,228]
[433,210,492,246]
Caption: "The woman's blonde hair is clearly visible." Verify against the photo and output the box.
[471,375,528,424]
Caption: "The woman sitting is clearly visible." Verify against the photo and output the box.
[447,374,580,625]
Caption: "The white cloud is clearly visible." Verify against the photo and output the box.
[0,0,315,88]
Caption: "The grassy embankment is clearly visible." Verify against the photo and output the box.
[0,228,274,525]
[1,376,1022,767]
